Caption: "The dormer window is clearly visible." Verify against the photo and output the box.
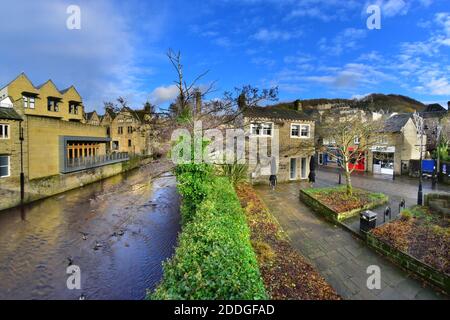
[47,98,59,112]
[69,103,79,115]
[23,95,35,109]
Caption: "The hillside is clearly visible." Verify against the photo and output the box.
[272,93,428,114]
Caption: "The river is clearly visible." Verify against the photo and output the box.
[0,162,180,300]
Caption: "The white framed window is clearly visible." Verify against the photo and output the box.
[250,122,273,137]
[291,124,301,138]
[0,155,10,178]
[23,95,28,108]
[29,97,35,109]
[0,124,9,139]
[354,136,360,145]
[300,124,310,138]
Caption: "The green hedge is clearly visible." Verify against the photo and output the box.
[150,164,267,300]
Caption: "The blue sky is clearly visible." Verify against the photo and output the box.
[0,0,449,112]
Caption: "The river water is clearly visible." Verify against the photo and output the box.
[0,163,180,300]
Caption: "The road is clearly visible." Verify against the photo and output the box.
[0,161,180,300]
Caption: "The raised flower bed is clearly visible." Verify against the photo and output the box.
[300,186,388,222]
[369,206,450,294]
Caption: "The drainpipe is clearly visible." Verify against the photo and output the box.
[19,121,25,204]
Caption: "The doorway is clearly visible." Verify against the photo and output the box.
[290,158,297,180]
[301,157,307,179]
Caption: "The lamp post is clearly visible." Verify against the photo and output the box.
[413,112,424,205]
[434,125,442,188]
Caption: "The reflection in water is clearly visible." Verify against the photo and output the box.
[0,166,180,300]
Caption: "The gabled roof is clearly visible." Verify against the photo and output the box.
[35,80,63,98]
[0,107,23,121]
[85,111,98,121]
[383,113,411,133]
[243,106,311,121]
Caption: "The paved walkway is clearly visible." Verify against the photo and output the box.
[255,181,447,300]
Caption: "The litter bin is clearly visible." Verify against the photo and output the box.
[360,210,377,232]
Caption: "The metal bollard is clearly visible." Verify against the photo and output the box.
[384,206,392,223]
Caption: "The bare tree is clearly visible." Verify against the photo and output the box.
[158,50,278,133]
[319,116,385,195]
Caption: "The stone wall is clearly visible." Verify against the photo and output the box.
[26,116,108,180]
[0,155,152,212]
[366,233,450,294]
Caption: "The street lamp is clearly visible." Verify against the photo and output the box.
[19,122,25,204]
[413,112,424,205]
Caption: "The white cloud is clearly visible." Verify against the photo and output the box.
[319,28,367,55]
[0,0,167,111]
[252,28,302,42]
[150,85,180,105]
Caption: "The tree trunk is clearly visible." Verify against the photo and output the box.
[344,165,353,196]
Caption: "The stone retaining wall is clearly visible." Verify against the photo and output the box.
[299,189,387,222]
[366,232,450,294]
[0,155,152,212]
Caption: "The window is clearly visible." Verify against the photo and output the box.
[47,98,59,112]
[127,126,133,134]
[22,95,35,109]
[118,127,123,134]
[0,124,9,139]
[0,155,10,178]
[291,124,300,137]
[300,124,310,138]
[250,122,273,137]
[69,103,79,115]
[128,139,132,147]
[354,136,360,145]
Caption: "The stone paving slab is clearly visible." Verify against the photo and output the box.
[254,181,447,300]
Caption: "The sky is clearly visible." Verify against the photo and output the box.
[0,0,449,112]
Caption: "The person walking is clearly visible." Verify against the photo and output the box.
[269,156,278,190]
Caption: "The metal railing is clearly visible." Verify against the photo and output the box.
[65,152,129,171]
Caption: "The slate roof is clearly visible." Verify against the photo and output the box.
[0,107,23,121]
[243,106,311,121]
[84,111,96,121]
[425,103,446,112]
[383,113,411,133]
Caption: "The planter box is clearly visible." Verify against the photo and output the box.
[299,189,388,222]
[366,233,450,295]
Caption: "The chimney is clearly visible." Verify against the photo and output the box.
[294,99,303,112]
[195,90,202,114]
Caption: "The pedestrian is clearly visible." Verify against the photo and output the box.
[308,170,316,184]
[269,174,277,190]
[269,156,277,190]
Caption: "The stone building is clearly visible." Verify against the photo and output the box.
[0,73,126,188]
[241,103,315,183]
[366,113,425,176]
[84,110,101,126]
[0,107,24,186]
[99,106,152,156]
